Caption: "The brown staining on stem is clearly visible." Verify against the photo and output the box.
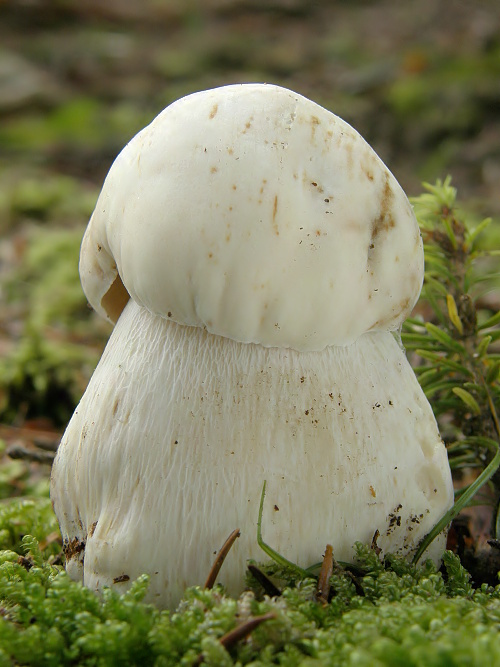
[209,104,218,119]
[113,574,130,584]
[210,166,218,174]
[63,537,86,561]
[89,521,98,537]
[409,513,424,526]
[386,503,403,536]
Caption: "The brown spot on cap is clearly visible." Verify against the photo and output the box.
[371,174,396,241]
[309,115,321,141]
[399,297,411,314]
[272,195,279,235]
[209,104,218,119]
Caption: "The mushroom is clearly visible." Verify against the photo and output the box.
[50,83,454,608]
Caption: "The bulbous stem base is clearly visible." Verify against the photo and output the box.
[51,300,453,608]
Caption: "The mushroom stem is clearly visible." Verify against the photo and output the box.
[51,299,453,608]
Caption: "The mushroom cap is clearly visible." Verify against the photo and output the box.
[81,83,423,351]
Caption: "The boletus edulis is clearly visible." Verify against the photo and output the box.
[51,84,454,608]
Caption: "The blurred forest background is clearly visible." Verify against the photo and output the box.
[0,0,499,497]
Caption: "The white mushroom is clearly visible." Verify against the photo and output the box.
[50,83,454,608]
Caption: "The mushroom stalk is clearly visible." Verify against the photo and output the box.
[52,299,453,608]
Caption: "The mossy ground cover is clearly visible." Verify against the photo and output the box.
[0,511,499,666]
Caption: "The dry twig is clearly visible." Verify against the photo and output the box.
[315,544,334,604]
[204,528,240,590]
[195,613,276,665]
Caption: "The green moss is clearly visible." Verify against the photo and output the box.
[0,330,93,424]
[5,227,86,326]
[0,226,103,424]
[0,529,498,665]
[0,500,58,555]
[0,98,151,155]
